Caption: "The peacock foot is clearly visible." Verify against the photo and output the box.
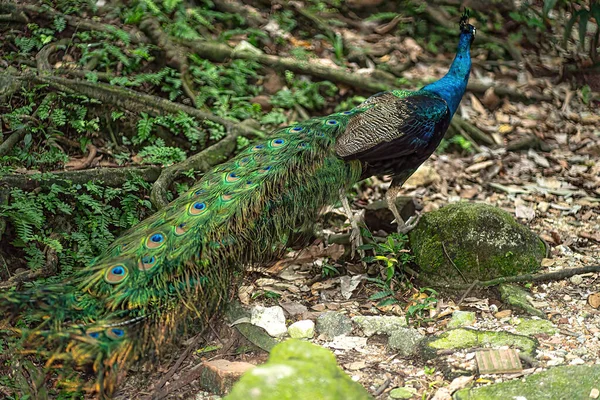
[397,213,421,234]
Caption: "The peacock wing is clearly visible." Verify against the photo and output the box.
[334,91,450,163]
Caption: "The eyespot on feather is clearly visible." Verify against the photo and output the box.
[221,192,234,202]
[251,144,265,152]
[104,264,128,284]
[87,330,101,339]
[174,222,188,236]
[138,255,157,271]
[225,172,240,183]
[106,328,125,340]
[325,119,339,125]
[189,201,207,216]
[290,126,304,132]
[270,138,285,148]
[237,157,251,167]
[145,233,165,249]
[258,166,272,173]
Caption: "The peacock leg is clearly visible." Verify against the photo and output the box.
[386,175,420,234]
[339,188,364,258]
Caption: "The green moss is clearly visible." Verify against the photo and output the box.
[454,365,600,399]
[409,203,545,285]
[420,328,538,360]
[498,284,546,318]
[225,340,372,400]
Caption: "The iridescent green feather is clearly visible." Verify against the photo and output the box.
[0,108,366,397]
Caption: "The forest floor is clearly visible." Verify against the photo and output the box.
[1,1,599,399]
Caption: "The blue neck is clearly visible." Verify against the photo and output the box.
[422,33,472,116]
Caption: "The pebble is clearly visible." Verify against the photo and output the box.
[250,305,287,337]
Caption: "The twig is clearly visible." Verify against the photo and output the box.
[36,38,71,72]
[423,265,600,290]
[457,280,479,306]
[150,131,239,209]
[441,242,468,283]
[372,377,391,397]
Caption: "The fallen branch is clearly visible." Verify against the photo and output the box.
[422,265,600,290]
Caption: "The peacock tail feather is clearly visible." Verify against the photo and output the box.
[0,108,366,397]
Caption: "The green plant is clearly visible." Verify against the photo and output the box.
[361,232,414,306]
[405,287,439,325]
[321,262,340,278]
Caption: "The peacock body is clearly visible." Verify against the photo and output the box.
[0,15,475,399]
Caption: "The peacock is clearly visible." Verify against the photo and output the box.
[0,13,475,398]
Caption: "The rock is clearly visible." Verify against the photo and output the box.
[570,275,583,285]
[263,71,284,94]
[409,203,546,285]
[454,364,600,400]
[389,387,417,399]
[447,311,476,329]
[351,315,407,336]
[280,302,308,316]
[420,328,538,360]
[316,312,353,339]
[511,317,557,335]
[250,306,287,337]
[200,360,255,395]
[388,327,424,356]
[226,302,278,352]
[326,336,368,350]
[499,284,546,318]
[225,339,371,400]
[288,320,315,339]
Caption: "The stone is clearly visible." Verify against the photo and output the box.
[409,203,546,285]
[225,339,371,400]
[389,387,417,399]
[388,327,424,356]
[499,284,546,318]
[351,315,407,336]
[511,317,558,335]
[250,306,287,337]
[200,360,255,395]
[316,312,353,339]
[454,365,600,400]
[447,311,476,329]
[420,328,538,360]
[288,320,315,339]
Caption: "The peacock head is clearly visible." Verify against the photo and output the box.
[459,8,476,45]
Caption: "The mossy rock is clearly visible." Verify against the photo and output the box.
[409,203,546,285]
[225,339,372,400]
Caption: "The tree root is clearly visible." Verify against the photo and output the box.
[0,2,147,44]
[0,166,161,191]
[25,73,265,138]
[420,264,600,290]
[139,17,197,107]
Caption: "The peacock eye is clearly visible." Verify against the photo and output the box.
[88,331,100,339]
[189,201,208,216]
[342,111,353,115]
[145,232,166,249]
[104,264,128,284]
[106,327,126,340]
[326,119,339,125]
[290,126,304,132]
